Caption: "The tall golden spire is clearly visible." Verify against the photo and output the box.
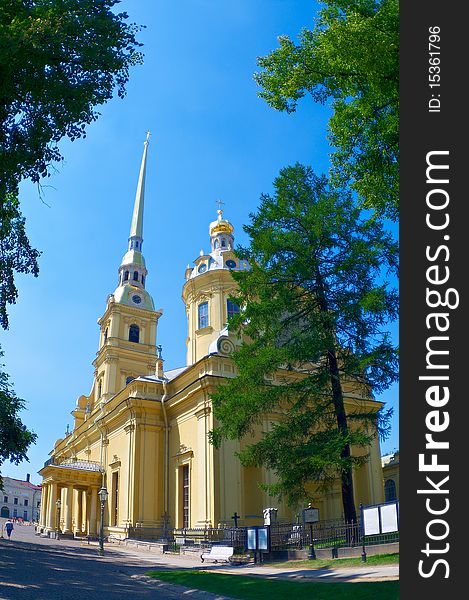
[129,131,150,239]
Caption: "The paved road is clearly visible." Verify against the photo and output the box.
[0,521,398,599]
[0,525,231,600]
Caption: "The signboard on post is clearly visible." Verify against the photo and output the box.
[303,507,320,524]
[361,501,399,536]
[246,526,270,553]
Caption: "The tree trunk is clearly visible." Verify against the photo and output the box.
[328,346,357,524]
[315,269,357,524]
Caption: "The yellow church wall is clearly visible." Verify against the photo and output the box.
[39,147,389,540]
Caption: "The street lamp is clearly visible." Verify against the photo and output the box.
[98,486,108,556]
[55,499,61,540]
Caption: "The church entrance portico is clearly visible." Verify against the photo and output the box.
[38,461,102,538]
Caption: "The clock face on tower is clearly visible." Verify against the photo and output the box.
[131,294,142,305]
[225,259,236,269]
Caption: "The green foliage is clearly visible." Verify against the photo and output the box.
[0,0,142,479]
[210,164,398,518]
[0,350,37,489]
[255,0,399,220]
[0,0,143,188]
[0,0,143,327]
[0,194,40,329]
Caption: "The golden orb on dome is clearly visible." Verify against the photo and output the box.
[209,209,234,236]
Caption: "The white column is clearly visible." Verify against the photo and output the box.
[75,489,83,533]
[47,483,58,531]
[63,485,73,533]
[89,487,98,535]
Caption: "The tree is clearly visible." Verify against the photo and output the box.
[0,0,144,327]
[0,351,37,489]
[210,164,398,522]
[254,0,399,221]
[0,0,143,480]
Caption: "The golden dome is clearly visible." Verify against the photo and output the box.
[209,210,234,236]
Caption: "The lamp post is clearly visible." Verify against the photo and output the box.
[98,487,108,556]
[55,499,61,540]
[303,503,319,561]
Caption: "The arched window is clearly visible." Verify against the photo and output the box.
[214,239,220,249]
[198,302,209,329]
[135,241,139,249]
[141,275,145,286]
[221,240,226,247]
[133,271,139,281]
[104,328,108,344]
[126,376,134,385]
[98,381,102,398]
[129,324,140,343]
[227,300,240,320]
[124,271,129,281]
[384,479,397,502]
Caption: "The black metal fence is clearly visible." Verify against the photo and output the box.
[127,518,398,551]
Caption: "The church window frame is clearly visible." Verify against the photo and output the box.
[227,299,240,320]
[111,470,119,527]
[384,479,397,502]
[129,324,140,343]
[133,270,139,281]
[124,271,129,281]
[198,302,209,329]
[182,464,190,528]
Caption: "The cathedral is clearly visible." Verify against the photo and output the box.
[38,138,385,539]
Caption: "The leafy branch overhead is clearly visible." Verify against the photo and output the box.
[210,164,398,519]
[0,352,37,489]
[255,0,399,220]
[0,0,144,329]
[0,0,143,480]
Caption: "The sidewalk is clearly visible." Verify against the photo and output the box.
[1,522,399,583]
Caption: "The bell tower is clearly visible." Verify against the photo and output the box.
[182,207,248,365]
[92,134,162,406]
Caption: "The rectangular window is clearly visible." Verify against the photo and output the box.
[14,498,18,505]
[227,299,240,320]
[3,496,7,503]
[198,302,209,329]
[182,465,190,529]
[13,509,17,517]
[24,510,28,520]
[111,471,119,527]
[24,499,29,506]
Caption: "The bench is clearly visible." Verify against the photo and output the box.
[200,545,234,563]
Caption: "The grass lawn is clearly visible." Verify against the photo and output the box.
[270,553,399,570]
[147,570,399,600]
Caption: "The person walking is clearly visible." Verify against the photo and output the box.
[4,519,14,539]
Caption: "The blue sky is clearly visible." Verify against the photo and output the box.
[1,0,398,484]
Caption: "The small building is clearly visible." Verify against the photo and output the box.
[382,451,399,501]
[0,474,42,521]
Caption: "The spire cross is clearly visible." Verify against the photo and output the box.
[145,130,151,143]
[216,199,225,216]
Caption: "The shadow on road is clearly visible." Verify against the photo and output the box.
[0,539,184,600]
